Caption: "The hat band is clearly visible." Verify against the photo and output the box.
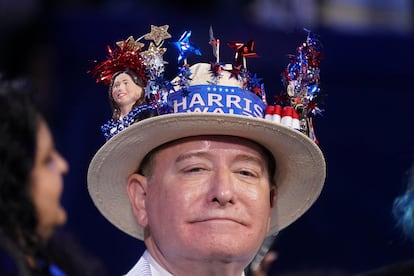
[167,85,266,118]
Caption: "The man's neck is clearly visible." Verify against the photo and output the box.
[144,249,247,276]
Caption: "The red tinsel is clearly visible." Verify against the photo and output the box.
[89,37,147,87]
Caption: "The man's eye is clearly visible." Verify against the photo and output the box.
[239,170,257,177]
[184,167,206,173]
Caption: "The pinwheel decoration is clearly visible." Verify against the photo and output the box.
[228,40,258,68]
[172,30,202,64]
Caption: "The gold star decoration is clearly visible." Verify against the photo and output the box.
[116,36,144,51]
[140,42,167,61]
[144,25,172,46]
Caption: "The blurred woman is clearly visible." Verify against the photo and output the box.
[0,77,107,275]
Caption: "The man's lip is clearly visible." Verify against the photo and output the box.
[194,217,244,225]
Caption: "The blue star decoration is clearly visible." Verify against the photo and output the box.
[249,73,263,88]
[171,30,202,63]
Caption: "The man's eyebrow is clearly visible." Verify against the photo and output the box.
[175,151,210,163]
[175,151,265,168]
[233,154,265,170]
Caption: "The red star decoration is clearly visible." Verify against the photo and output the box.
[210,62,223,76]
[229,64,242,80]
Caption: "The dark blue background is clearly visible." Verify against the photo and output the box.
[1,1,414,275]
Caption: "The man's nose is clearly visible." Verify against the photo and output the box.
[210,168,236,206]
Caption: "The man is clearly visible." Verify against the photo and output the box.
[87,27,325,275]
[127,135,276,275]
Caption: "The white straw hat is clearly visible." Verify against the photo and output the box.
[87,106,326,240]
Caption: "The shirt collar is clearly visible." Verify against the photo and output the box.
[143,250,173,276]
[144,250,246,276]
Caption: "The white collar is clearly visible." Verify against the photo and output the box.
[141,250,246,276]
[143,250,173,276]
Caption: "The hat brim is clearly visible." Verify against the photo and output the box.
[87,113,326,240]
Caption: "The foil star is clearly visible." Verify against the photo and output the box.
[116,36,144,51]
[141,42,167,61]
[144,25,172,46]
[210,62,223,76]
[228,64,242,80]
[249,73,262,87]
[252,86,262,97]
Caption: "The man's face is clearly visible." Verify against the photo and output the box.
[130,136,274,265]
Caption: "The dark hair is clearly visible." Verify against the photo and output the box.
[108,69,146,120]
[0,77,109,276]
[0,78,41,255]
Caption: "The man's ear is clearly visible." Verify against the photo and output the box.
[126,173,149,227]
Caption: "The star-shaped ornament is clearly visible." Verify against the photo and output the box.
[210,62,223,76]
[141,42,167,60]
[116,36,144,52]
[229,64,242,80]
[249,73,262,87]
[144,25,172,46]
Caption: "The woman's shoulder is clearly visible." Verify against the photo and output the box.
[0,230,30,276]
[47,230,109,276]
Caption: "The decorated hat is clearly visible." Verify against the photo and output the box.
[87,25,326,240]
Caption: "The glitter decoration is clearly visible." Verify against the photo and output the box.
[143,24,172,46]
[90,25,324,143]
[100,105,159,140]
[276,29,324,143]
[89,25,173,140]
[89,36,146,86]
